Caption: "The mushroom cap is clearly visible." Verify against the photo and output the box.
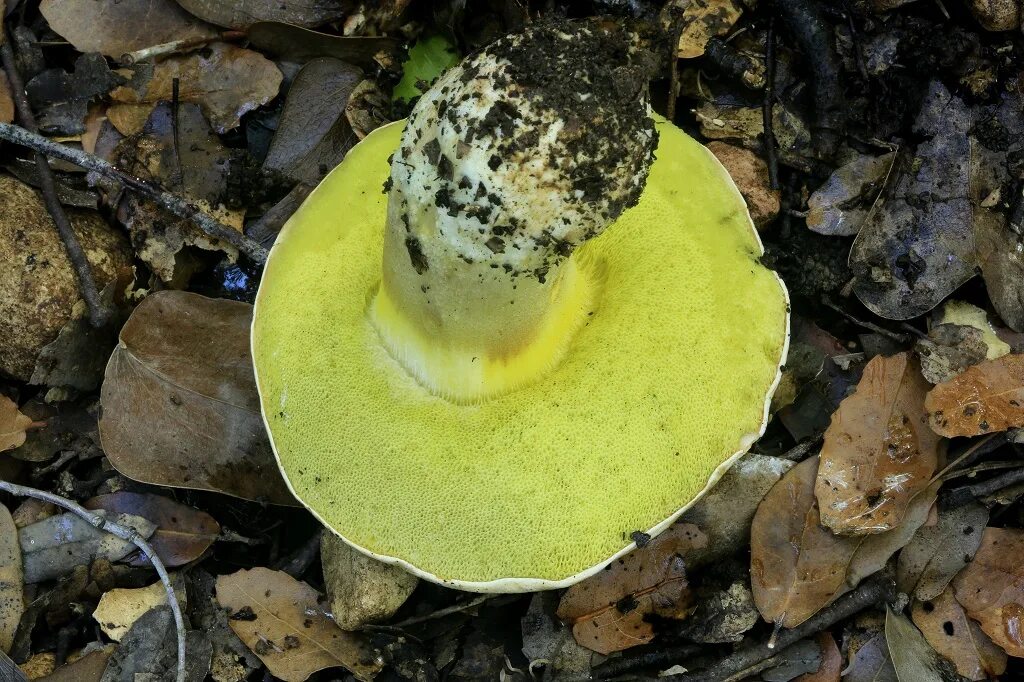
[251,116,790,591]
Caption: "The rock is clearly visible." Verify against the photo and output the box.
[707,142,780,228]
[965,0,1020,31]
[321,532,418,630]
[0,176,131,381]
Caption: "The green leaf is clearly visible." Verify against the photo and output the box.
[393,34,459,103]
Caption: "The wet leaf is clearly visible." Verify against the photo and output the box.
[925,353,1024,437]
[557,523,706,655]
[92,579,183,641]
[246,22,399,70]
[912,589,1007,680]
[393,34,459,103]
[108,43,282,134]
[321,532,416,631]
[263,58,362,185]
[750,456,862,629]
[897,502,988,601]
[175,0,350,29]
[100,606,211,682]
[0,72,13,124]
[849,81,975,320]
[806,152,895,237]
[18,512,156,583]
[39,0,216,58]
[952,526,1024,657]
[0,397,32,453]
[816,353,939,535]
[84,493,219,567]
[0,504,22,654]
[845,632,897,682]
[794,632,841,682]
[98,291,295,505]
[216,567,381,682]
[885,607,957,681]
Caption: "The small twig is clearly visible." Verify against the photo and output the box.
[1,28,109,327]
[946,465,1024,508]
[932,433,1002,483]
[0,122,268,263]
[0,481,185,682]
[823,298,909,343]
[665,576,895,682]
[761,19,779,190]
[119,31,246,65]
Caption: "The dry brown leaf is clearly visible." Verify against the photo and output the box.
[109,43,282,133]
[216,567,381,682]
[0,396,32,453]
[0,503,23,654]
[794,632,841,682]
[0,72,12,124]
[925,353,1024,438]
[897,502,988,602]
[751,456,862,629]
[557,524,706,655]
[912,589,1007,680]
[98,291,295,505]
[952,526,1024,657]
[816,353,939,535]
[92,579,183,641]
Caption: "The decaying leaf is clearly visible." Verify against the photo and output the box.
[816,353,939,535]
[108,43,282,134]
[215,567,381,682]
[897,502,988,601]
[0,397,32,453]
[25,53,124,135]
[751,456,862,629]
[393,34,459,103]
[92,579,183,641]
[681,581,759,644]
[246,22,399,70]
[345,80,392,139]
[0,72,14,124]
[844,631,897,682]
[912,589,1007,680]
[85,493,219,567]
[321,532,417,631]
[186,570,260,682]
[175,0,350,29]
[11,399,98,464]
[806,152,895,237]
[925,353,1024,437]
[521,592,594,680]
[938,301,1011,360]
[849,81,975,321]
[556,523,706,655]
[263,58,362,185]
[885,607,958,681]
[39,645,115,682]
[100,606,212,682]
[0,504,23,654]
[39,0,216,58]
[18,511,156,583]
[916,324,990,385]
[952,526,1024,657]
[99,291,294,505]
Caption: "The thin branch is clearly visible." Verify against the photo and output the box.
[119,31,245,66]
[946,465,1024,508]
[1,28,109,327]
[0,122,268,263]
[0,481,186,682]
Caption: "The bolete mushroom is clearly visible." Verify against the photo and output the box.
[252,20,789,592]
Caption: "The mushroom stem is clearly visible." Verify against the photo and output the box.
[369,20,659,403]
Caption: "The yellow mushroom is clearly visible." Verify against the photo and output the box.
[252,20,790,592]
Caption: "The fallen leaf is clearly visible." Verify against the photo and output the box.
[706,141,779,228]
[681,581,759,644]
[246,22,399,70]
[85,493,220,567]
[844,632,897,682]
[952,526,1024,657]
[556,523,706,655]
[897,502,988,601]
[321,532,417,631]
[751,456,862,628]
[39,0,216,58]
[521,592,594,680]
[925,353,1024,437]
[393,34,459,103]
[99,291,295,505]
[345,79,392,139]
[175,0,350,29]
[806,152,895,237]
[186,570,261,682]
[0,504,23,653]
[849,81,975,320]
[0,72,13,124]
[109,43,282,134]
[0,397,32,453]
[216,567,381,682]
[18,511,156,583]
[99,606,212,682]
[885,607,958,681]
[912,589,1007,680]
[794,632,841,682]
[263,58,362,185]
[938,301,1011,360]
[92,579,183,641]
[916,324,989,385]
[675,0,744,59]
[816,353,939,535]
[25,54,124,135]
[38,646,114,682]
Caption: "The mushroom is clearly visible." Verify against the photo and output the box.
[252,20,790,592]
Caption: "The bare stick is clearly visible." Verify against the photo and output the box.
[0,481,186,682]
[0,122,268,263]
[119,31,245,66]
[0,29,109,327]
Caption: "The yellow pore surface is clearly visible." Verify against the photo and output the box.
[252,117,789,588]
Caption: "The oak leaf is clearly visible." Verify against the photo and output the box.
[952,527,1024,657]
[925,353,1024,438]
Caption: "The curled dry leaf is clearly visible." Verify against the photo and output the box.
[897,502,988,601]
[39,0,216,58]
[816,353,939,535]
[85,493,220,567]
[952,526,1024,657]
[0,396,32,453]
[556,523,706,655]
[885,607,958,681]
[176,0,350,29]
[0,504,23,654]
[912,589,1007,680]
[98,291,295,505]
[216,567,381,682]
[751,456,862,629]
[108,43,282,134]
[925,353,1024,437]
